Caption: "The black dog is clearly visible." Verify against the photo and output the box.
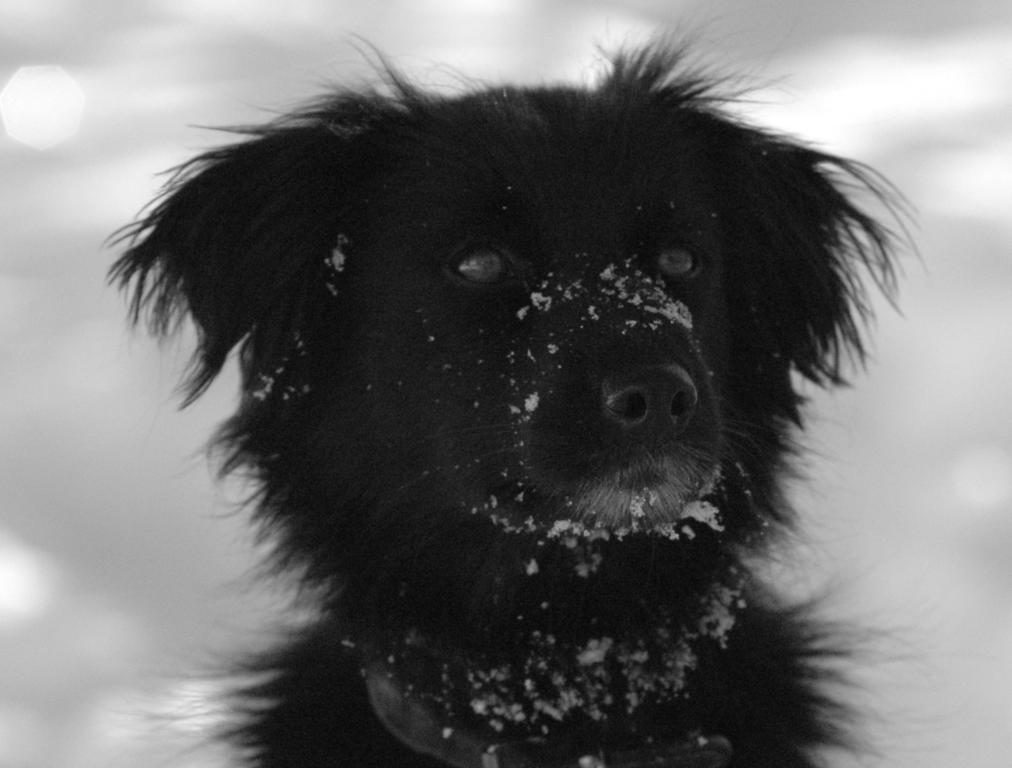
[112,44,900,768]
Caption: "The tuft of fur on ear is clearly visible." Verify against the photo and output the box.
[603,39,758,115]
[108,109,381,403]
[726,138,902,388]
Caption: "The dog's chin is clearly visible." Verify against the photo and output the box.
[483,458,725,540]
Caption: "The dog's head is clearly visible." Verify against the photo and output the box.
[112,44,898,595]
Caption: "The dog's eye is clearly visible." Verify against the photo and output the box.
[453,248,510,284]
[656,247,698,279]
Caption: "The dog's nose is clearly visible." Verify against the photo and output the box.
[601,364,698,440]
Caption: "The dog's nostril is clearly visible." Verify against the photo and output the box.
[670,386,696,418]
[606,388,649,423]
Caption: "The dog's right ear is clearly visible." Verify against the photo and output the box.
[109,106,383,404]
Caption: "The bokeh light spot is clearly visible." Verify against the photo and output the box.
[1,65,85,150]
[0,530,58,629]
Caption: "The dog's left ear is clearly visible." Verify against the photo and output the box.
[109,117,372,403]
[717,133,902,388]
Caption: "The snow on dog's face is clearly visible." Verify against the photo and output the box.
[469,254,727,540]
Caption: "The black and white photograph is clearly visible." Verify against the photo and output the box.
[1,2,1010,766]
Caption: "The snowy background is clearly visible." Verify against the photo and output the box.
[1,1,1010,766]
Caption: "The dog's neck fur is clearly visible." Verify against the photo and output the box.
[364,663,734,768]
[338,518,747,752]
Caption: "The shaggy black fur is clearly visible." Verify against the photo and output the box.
[112,44,901,768]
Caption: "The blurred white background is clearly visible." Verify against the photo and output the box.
[1,1,1010,766]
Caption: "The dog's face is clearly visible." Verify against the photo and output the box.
[112,47,897,641]
[327,101,731,539]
